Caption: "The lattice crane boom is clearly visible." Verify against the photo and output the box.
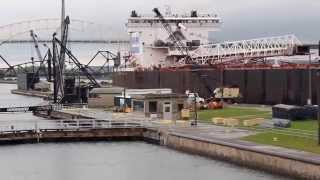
[153,8,189,57]
[184,34,302,65]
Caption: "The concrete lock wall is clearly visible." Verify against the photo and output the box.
[113,69,319,105]
[165,134,320,180]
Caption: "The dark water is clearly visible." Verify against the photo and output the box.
[0,84,291,180]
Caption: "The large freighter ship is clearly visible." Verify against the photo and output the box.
[114,8,319,106]
[124,7,306,70]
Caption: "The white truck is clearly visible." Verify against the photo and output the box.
[186,90,205,105]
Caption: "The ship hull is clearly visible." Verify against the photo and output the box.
[113,68,318,105]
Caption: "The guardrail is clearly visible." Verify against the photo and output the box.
[0,119,144,134]
[240,126,318,140]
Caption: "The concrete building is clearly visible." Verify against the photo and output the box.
[131,93,188,120]
[88,87,173,109]
[88,87,123,108]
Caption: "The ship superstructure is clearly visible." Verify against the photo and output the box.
[126,8,222,68]
[126,8,304,69]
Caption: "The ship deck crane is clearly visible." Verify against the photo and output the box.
[153,8,214,98]
[153,8,190,58]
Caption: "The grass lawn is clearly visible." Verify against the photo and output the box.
[198,106,320,153]
[291,120,318,131]
[242,132,320,154]
[198,107,272,123]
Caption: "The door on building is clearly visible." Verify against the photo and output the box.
[149,101,157,113]
[163,102,172,120]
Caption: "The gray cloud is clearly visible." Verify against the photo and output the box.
[0,0,319,43]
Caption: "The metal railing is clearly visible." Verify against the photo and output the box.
[0,119,144,134]
[234,125,317,140]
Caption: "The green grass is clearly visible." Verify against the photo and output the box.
[199,107,320,153]
[243,132,320,154]
[198,107,272,123]
[291,120,318,131]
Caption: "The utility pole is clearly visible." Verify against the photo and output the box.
[318,41,320,145]
[192,87,198,126]
[317,70,320,145]
[308,53,312,105]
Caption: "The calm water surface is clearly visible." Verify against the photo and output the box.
[0,84,292,180]
[0,142,292,180]
[0,84,45,121]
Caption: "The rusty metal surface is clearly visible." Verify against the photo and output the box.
[113,68,319,105]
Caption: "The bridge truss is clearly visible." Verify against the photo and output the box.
[0,18,126,46]
[0,18,128,76]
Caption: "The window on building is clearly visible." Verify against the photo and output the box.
[133,101,144,111]
[165,106,171,113]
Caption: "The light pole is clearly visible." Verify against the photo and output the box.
[308,53,313,105]
[317,70,320,145]
[194,91,198,126]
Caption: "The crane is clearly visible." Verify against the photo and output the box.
[153,8,190,57]
[153,8,215,98]
[51,16,101,104]
[53,37,101,89]
[30,30,43,62]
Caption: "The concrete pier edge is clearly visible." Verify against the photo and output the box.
[164,132,320,180]
[0,125,319,179]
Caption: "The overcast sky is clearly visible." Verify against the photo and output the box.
[1,0,319,43]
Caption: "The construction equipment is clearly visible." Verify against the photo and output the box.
[51,16,101,104]
[0,55,16,76]
[30,30,43,62]
[53,37,101,88]
[30,30,53,84]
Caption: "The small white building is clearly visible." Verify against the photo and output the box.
[88,87,173,109]
[131,93,188,120]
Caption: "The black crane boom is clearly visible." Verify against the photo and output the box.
[153,8,189,57]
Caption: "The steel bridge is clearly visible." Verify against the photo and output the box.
[0,18,129,76]
[0,18,127,45]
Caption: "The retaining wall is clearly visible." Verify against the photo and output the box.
[165,133,320,180]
